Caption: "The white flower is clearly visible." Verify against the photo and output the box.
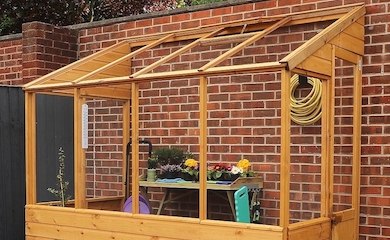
[231,166,243,175]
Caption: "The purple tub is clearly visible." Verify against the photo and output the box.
[123,195,150,214]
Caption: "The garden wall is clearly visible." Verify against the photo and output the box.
[1,0,389,239]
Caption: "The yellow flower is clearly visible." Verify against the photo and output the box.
[185,159,198,168]
[237,159,251,172]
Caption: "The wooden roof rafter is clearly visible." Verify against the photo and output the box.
[72,33,176,84]
[198,16,291,72]
[23,3,365,99]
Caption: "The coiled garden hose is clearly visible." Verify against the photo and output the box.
[290,74,322,125]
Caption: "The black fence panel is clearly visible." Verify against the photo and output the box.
[0,86,25,240]
[0,87,74,239]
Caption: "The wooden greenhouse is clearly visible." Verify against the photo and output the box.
[24,4,365,240]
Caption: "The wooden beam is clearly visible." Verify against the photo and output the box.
[328,47,335,217]
[39,86,130,100]
[25,92,37,204]
[130,28,224,78]
[131,82,140,214]
[25,62,283,92]
[74,88,87,209]
[320,46,335,218]
[199,76,208,220]
[292,68,331,80]
[280,5,365,70]
[199,32,259,46]
[198,17,291,72]
[352,55,362,239]
[23,40,130,88]
[280,69,291,238]
[80,86,131,100]
[73,34,175,84]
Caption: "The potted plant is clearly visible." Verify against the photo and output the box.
[160,164,182,179]
[154,147,186,179]
[207,163,230,181]
[147,157,158,182]
[182,158,199,181]
[154,147,185,166]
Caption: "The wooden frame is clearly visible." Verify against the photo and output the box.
[23,4,365,240]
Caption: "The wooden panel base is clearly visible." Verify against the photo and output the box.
[288,217,331,240]
[26,205,283,240]
[37,196,124,211]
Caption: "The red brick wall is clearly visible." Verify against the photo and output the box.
[1,0,390,238]
[21,22,78,84]
[0,36,22,85]
[0,22,78,85]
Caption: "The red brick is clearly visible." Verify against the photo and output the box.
[181,19,201,29]
[172,13,191,23]
[191,10,211,19]
[278,0,301,7]
[232,3,253,13]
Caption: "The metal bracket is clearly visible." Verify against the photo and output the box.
[358,60,362,71]
[331,214,342,225]
[240,24,247,34]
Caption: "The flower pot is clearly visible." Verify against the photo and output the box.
[164,171,178,179]
[147,169,157,182]
[181,172,193,181]
[230,174,240,181]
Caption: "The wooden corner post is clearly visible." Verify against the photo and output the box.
[74,88,87,209]
[199,76,208,220]
[352,55,362,239]
[131,82,140,214]
[25,92,37,205]
[320,46,335,217]
[280,69,291,238]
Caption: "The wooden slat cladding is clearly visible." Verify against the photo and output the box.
[0,86,25,240]
[25,205,283,240]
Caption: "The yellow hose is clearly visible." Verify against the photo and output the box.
[290,74,322,125]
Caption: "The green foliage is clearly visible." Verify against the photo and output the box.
[153,147,186,166]
[147,157,158,169]
[47,147,72,207]
[0,0,229,36]
[0,14,14,35]
[190,0,226,5]
[0,0,148,36]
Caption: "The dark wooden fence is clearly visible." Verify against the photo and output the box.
[0,86,74,239]
[0,86,25,240]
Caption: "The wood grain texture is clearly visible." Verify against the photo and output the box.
[25,205,283,240]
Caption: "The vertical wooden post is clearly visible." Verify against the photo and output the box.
[131,82,140,214]
[122,99,130,200]
[352,56,362,238]
[199,76,208,220]
[321,46,335,217]
[25,92,37,205]
[280,69,291,238]
[74,88,87,208]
